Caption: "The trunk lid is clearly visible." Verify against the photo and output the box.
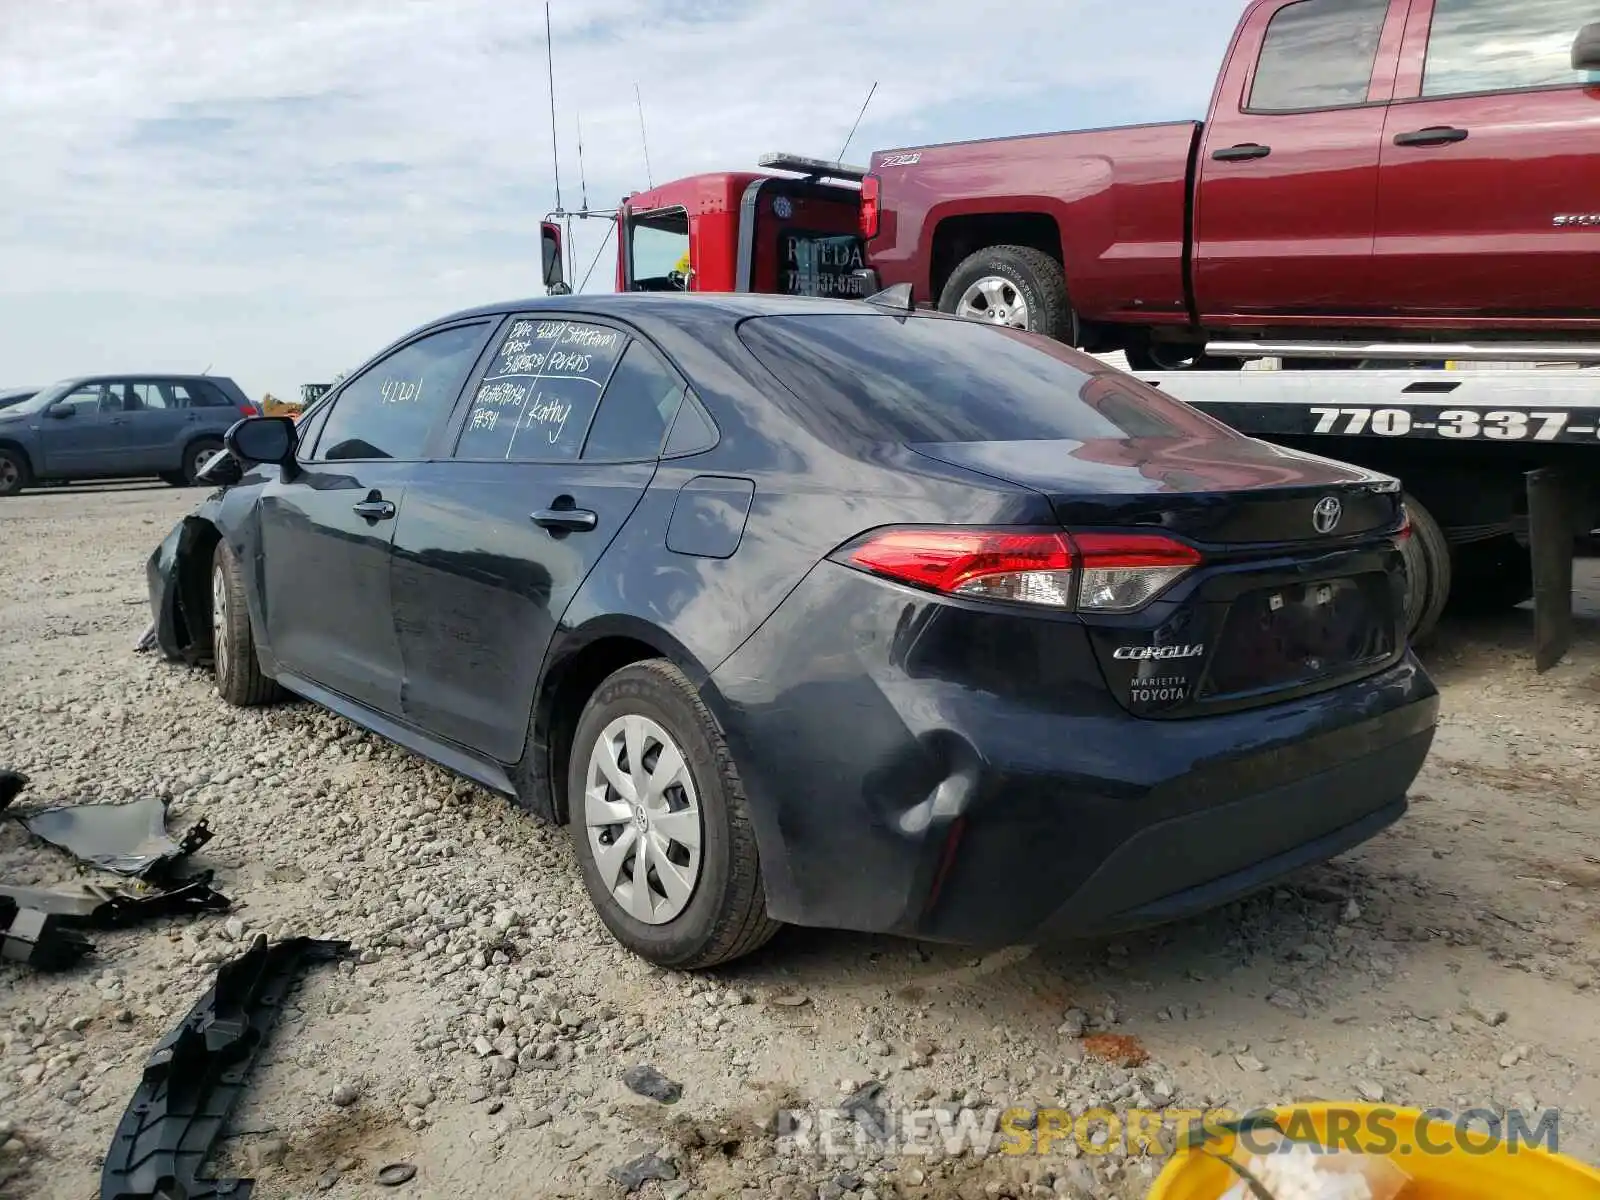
[910,435,1409,718]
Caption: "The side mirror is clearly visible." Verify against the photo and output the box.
[541,221,571,296]
[1575,22,1600,71]
[226,415,297,468]
[46,401,75,419]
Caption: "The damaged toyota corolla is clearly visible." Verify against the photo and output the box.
[145,292,1438,969]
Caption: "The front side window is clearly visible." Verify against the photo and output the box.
[628,209,691,291]
[454,318,627,462]
[1423,0,1592,98]
[55,384,113,415]
[314,323,489,462]
[1248,0,1391,112]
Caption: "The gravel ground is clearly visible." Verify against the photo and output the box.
[3,482,1600,1200]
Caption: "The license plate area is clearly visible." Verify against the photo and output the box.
[1200,574,1394,699]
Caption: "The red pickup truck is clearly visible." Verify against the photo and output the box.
[863,0,1600,369]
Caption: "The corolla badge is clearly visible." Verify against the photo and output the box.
[1113,645,1204,661]
[1312,495,1343,535]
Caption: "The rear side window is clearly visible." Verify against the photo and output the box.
[580,342,685,461]
[1423,0,1592,97]
[1247,0,1390,112]
[736,314,1210,445]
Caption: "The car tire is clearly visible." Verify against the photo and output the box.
[568,659,781,970]
[182,438,224,486]
[1401,494,1451,646]
[0,448,30,497]
[159,471,187,487]
[210,539,282,707]
[938,245,1077,344]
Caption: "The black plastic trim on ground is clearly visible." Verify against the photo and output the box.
[99,935,349,1200]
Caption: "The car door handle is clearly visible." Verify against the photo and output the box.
[353,499,396,521]
[531,507,598,532]
[1393,126,1469,147]
[1212,143,1272,162]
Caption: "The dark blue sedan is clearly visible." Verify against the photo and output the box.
[145,293,1438,968]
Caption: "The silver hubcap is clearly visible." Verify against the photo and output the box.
[956,276,1030,328]
[211,563,229,680]
[584,714,702,925]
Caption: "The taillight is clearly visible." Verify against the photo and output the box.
[834,527,1200,613]
[860,174,880,241]
[239,403,259,417]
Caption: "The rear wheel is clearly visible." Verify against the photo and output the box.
[182,438,225,485]
[0,449,29,497]
[938,245,1077,344]
[210,539,282,706]
[1400,494,1451,645]
[568,659,780,969]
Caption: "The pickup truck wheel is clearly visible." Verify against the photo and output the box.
[938,246,1076,344]
[1400,494,1451,645]
[0,449,30,497]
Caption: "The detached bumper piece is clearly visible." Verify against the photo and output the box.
[14,795,212,885]
[0,875,231,926]
[100,935,350,1200]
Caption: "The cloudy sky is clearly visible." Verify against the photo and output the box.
[0,0,1240,401]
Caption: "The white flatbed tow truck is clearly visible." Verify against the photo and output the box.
[1133,344,1600,671]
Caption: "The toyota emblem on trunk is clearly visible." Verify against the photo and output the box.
[1312,496,1343,534]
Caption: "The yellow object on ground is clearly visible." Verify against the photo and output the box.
[1147,1103,1600,1199]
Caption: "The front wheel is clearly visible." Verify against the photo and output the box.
[938,245,1076,344]
[210,539,283,706]
[568,660,780,969]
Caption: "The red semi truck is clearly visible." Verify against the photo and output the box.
[862,0,1600,369]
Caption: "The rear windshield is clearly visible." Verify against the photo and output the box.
[736,313,1214,444]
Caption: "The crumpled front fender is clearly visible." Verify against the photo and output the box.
[143,498,225,664]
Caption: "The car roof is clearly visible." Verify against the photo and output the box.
[425,291,903,328]
[50,374,235,386]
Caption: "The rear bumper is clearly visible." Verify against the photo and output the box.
[705,563,1438,946]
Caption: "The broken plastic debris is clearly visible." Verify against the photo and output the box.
[0,873,230,927]
[0,769,26,813]
[0,900,95,970]
[14,795,212,883]
[99,935,350,1200]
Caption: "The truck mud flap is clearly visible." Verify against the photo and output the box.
[100,935,350,1200]
[1528,466,1587,673]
